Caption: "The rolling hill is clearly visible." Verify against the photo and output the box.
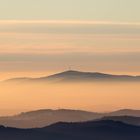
[4,70,140,83]
[0,109,102,128]
[0,120,139,140]
[0,109,140,128]
[101,116,140,126]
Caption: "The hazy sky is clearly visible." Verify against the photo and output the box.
[0,0,140,21]
[0,0,140,115]
[0,0,140,79]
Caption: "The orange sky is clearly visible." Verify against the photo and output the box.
[0,82,140,115]
[0,20,139,115]
[0,20,140,80]
[0,0,140,116]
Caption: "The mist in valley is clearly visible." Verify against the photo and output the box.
[0,81,140,116]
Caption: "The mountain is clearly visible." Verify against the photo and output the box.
[0,109,140,128]
[0,120,139,140]
[0,109,102,128]
[107,109,140,117]
[44,120,140,140]
[101,116,140,126]
[4,70,140,83]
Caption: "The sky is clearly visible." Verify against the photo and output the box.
[0,0,140,115]
[0,0,140,21]
[0,0,140,80]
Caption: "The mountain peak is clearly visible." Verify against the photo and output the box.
[61,70,83,73]
[4,70,140,83]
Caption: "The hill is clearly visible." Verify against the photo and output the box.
[0,109,102,128]
[0,120,139,140]
[4,70,140,83]
[0,109,140,128]
[101,116,140,126]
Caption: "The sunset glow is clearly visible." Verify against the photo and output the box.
[0,0,140,116]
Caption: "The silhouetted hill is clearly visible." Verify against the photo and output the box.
[4,70,140,83]
[0,109,140,128]
[101,116,140,126]
[0,120,139,140]
[0,109,102,128]
[107,109,140,117]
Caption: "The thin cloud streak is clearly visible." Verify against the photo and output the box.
[0,20,140,25]
[0,52,140,74]
[0,20,139,74]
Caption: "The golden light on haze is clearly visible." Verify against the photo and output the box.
[0,20,139,116]
[0,82,140,116]
[0,0,139,130]
[0,20,140,76]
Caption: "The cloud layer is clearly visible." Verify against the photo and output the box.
[0,20,140,75]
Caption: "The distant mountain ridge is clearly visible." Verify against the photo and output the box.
[4,70,140,83]
[0,120,140,140]
[0,109,140,128]
[0,109,102,128]
[101,116,140,126]
[106,109,140,116]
